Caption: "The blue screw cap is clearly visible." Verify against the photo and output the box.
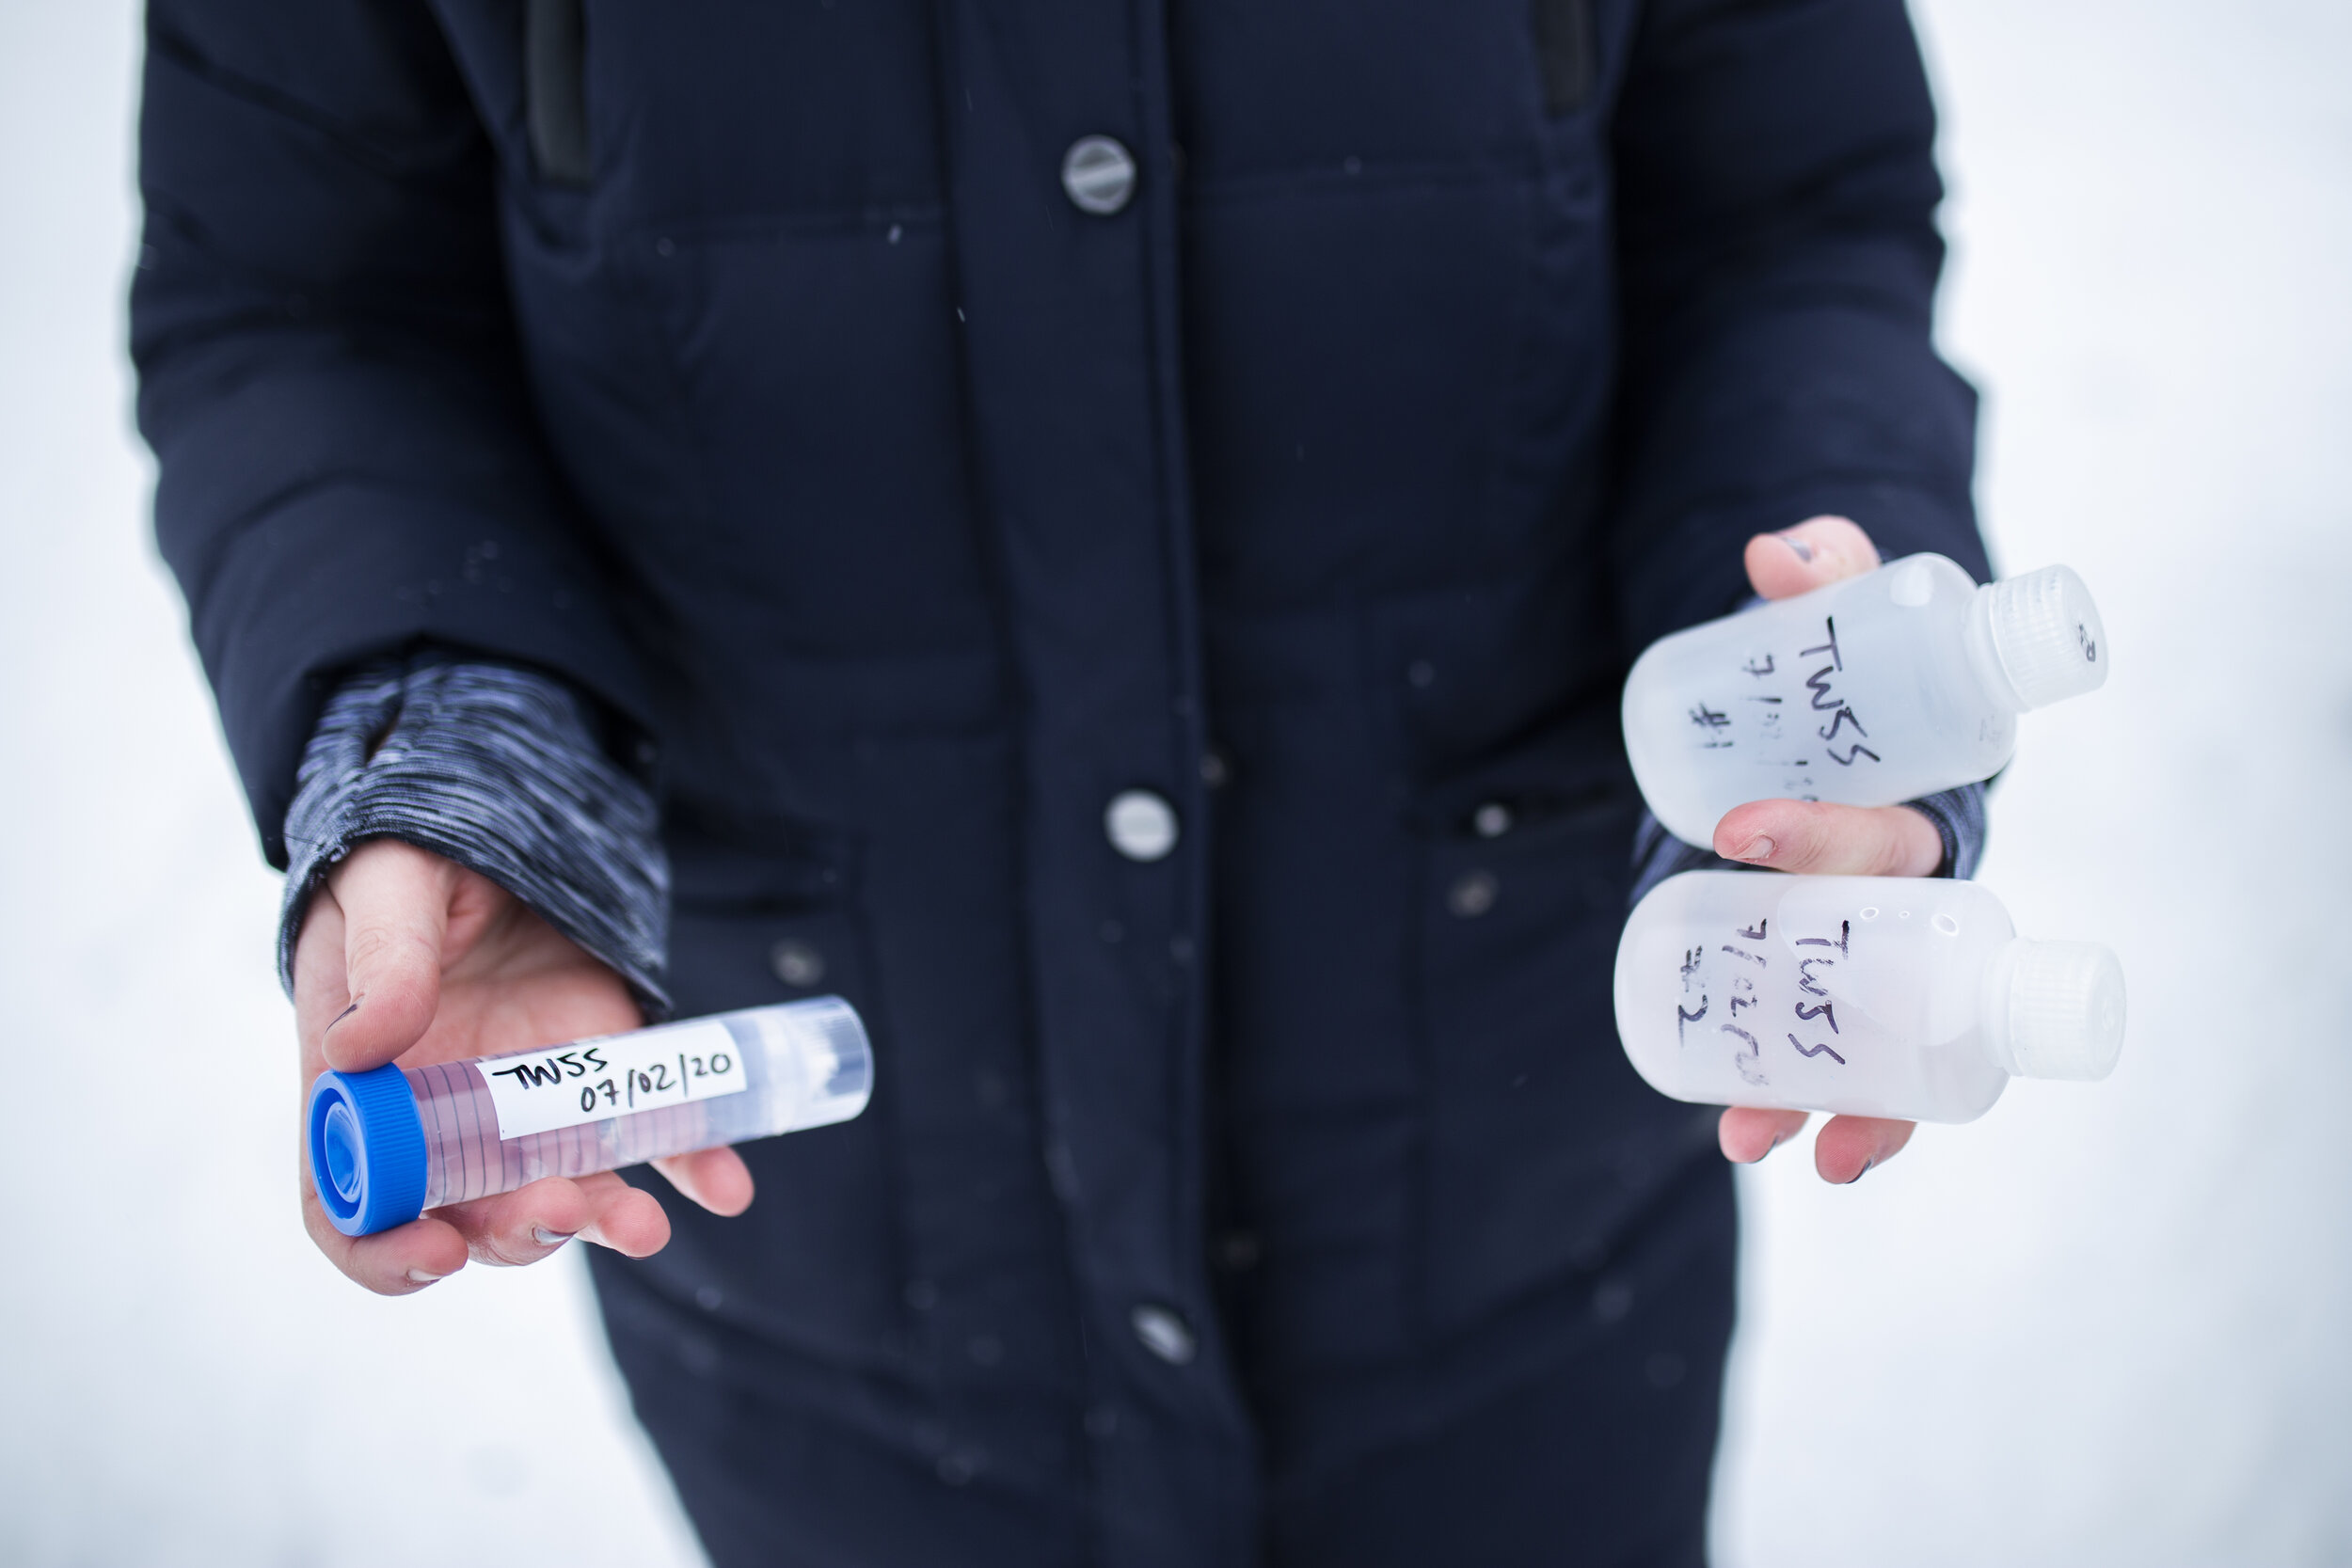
[307,1064,428,1237]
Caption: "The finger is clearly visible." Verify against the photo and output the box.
[321,842,459,1070]
[291,890,354,1063]
[435,1175,594,1266]
[301,1179,470,1295]
[1814,1115,1915,1184]
[1720,1106,1811,1164]
[437,1171,673,1264]
[1743,515,1882,600]
[652,1145,756,1217]
[572,1171,673,1258]
[1714,800,1944,879]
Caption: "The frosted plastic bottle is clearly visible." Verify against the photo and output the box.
[1623,554,2107,847]
[307,997,872,1237]
[1613,871,2123,1123]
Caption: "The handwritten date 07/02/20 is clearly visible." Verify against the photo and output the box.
[486,1045,739,1116]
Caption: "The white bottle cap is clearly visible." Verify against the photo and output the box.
[1987,565,2109,709]
[1988,940,2126,1081]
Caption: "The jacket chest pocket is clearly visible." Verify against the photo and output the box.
[485,0,948,220]
[524,0,591,185]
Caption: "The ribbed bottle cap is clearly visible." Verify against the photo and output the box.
[1997,941,2126,1081]
[1987,565,2108,709]
[306,1064,429,1237]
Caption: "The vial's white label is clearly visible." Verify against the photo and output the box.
[476,1019,751,1141]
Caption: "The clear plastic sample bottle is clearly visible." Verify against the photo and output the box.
[1622,554,2108,847]
[308,997,872,1237]
[1614,871,2124,1123]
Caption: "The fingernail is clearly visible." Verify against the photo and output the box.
[1777,532,1815,563]
[405,1268,446,1286]
[532,1227,576,1248]
[1734,836,1775,863]
[1844,1158,1875,1186]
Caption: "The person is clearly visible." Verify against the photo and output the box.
[133,1,1989,1561]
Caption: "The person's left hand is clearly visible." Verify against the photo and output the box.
[1710,515,1943,1184]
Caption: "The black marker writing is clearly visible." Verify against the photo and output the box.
[1787,1033,1848,1066]
[1795,921,1851,956]
[1818,707,1867,744]
[1723,1022,1769,1085]
[1799,618,1843,673]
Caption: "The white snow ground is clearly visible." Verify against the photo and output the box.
[0,3,2345,1564]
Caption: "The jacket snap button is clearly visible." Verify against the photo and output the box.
[1062,135,1136,215]
[1448,870,1499,918]
[770,938,825,988]
[1130,1303,1196,1365]
[1104,789,1179,862]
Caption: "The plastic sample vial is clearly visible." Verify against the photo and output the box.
[307,997,872,1237]
[1622,554,2108,847]
[1614,871,2124,1123]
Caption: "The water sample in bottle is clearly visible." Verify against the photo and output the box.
[1614,871,2123,1123]
[1622,553,2107,847]
[307,997,872,1237]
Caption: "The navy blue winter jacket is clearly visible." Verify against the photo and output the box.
[135,2,1983,1562]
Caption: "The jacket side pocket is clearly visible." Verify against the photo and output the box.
[1415,788,1713,1336]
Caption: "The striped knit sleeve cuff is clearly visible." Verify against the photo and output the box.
[1629,781,1990,906]
[1900,782,1988,881]
[277,656,671,1015]
[1629,811,1744,906]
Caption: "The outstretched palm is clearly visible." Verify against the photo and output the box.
[293,840,752,1294]
[1709,515,1943,1182]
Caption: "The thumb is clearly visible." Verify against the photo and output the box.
[318,840,456,1071]
[1742,515,1882,601]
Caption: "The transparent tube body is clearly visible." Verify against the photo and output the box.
[1623,553,2017,847]
[407,999,869,1210]
[1614,872,2019,1124]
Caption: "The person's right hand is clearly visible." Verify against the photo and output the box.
[293,838,755,1294]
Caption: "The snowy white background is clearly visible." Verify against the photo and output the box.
[2,2,2346,1563]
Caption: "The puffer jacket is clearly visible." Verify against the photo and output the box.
[134,2,1982,1561]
